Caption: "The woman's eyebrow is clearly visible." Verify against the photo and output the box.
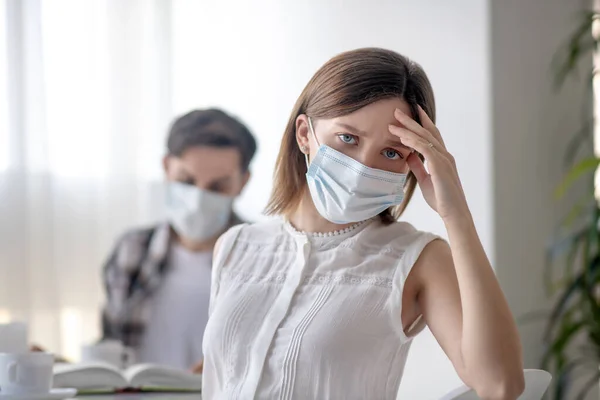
[334,122,369,136]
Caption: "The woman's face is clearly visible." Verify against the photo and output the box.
[297,98,414,174]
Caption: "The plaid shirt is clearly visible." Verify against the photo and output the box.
[101,216,242,348]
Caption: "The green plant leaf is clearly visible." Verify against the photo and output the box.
[553,11,598,89]
[546,258,600,337]
[543,266,600,398]
[542,319,587,369]
[554,157,600,199]
[562,232,585,292]
[545,224,588,294]
[579,250,600,327]
[563,118,594,169]
[553,357,598,400]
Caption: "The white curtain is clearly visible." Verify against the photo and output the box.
[0,0,173,361]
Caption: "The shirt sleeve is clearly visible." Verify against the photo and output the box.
[101,236,127,340]
[100,229,151,340]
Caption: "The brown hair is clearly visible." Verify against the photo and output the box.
[167,108,257,171]
[265,48,436,223]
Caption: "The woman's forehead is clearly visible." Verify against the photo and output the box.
[320,98,412,136]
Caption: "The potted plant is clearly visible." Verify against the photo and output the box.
[543,10,600,399]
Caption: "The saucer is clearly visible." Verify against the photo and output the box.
[0,388,77,399]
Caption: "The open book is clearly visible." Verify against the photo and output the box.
[53,362,202,394]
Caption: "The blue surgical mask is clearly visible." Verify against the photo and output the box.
[165,181,233,242]
[305,117,407,224]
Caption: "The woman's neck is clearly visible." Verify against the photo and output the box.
[288,191,354,234]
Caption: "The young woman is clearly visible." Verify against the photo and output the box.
[202,48,524,399]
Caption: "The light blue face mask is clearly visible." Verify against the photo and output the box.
[305,117,407,224]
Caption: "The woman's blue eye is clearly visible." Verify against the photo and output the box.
[383,149,401,160]
[338,134,357,145]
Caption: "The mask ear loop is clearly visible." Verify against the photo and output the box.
[305,117,321,168]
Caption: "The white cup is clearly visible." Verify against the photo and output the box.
[0,323,28,354]
[0,352,54,396]
[81,340,134,368]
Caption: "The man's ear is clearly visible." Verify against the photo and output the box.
[162,155,170,175]
[240,170,251,193]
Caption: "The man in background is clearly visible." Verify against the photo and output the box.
[101,109,257,371]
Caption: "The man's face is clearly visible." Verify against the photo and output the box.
[163,146,249,197]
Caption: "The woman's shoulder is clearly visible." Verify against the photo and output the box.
[220,218,288,243]
[364,219,438,248]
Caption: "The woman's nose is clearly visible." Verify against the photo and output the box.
[354,151,378,169]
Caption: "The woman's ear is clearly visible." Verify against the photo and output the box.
[295,114,311,155]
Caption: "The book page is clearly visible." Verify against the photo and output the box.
[53,362,128,390]
[124,363,202,391]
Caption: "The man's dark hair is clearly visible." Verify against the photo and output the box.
[167,108,257,171]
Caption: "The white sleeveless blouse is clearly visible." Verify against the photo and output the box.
[202,218,438,399]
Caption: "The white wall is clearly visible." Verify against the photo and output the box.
[171,1,491,398]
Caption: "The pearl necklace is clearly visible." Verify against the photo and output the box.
[293,219,369,238]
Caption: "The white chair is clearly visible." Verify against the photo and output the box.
[438,369,552,400]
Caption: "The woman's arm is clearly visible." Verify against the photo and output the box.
[408,219,524,400]
[390,106,524,399]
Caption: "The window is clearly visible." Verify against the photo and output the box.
[0,0,9,172]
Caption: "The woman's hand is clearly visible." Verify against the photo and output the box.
[191,359,203,374]
[389,106,469,222]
